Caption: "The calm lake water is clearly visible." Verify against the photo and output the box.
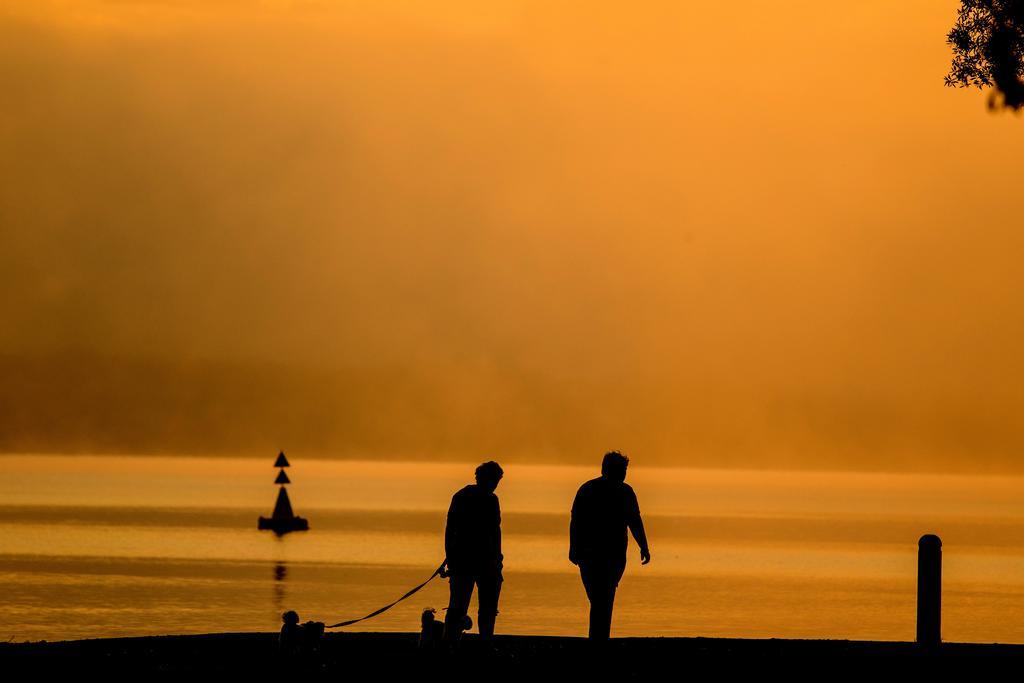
[4,455,1024,643]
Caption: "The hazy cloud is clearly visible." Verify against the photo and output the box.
[2,1,1023,471]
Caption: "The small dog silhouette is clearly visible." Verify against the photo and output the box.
[279,610,325,659]
[418,608,472,649]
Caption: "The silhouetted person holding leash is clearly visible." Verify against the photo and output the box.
[570,451,650,640]
[443,460,504,644]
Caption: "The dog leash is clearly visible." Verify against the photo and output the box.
[326,559,448,629]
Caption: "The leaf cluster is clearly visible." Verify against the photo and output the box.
[947,0,1024,109]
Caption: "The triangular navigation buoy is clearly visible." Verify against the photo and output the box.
[258,450,308,533]
[272,486,295,520]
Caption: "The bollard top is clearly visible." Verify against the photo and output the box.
[919,534,942,549]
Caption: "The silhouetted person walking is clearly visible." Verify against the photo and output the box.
[570,451,650,641]
[443,461,504,643]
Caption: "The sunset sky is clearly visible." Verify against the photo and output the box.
[2,1,1022,471]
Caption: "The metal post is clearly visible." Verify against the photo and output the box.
[917,534,942,646]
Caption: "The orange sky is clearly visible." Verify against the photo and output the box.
[1,1,1023,471]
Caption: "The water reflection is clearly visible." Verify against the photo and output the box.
[273,561,288,616]
[6,456,1024,643]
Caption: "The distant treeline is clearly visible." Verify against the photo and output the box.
[1,351,1022,473]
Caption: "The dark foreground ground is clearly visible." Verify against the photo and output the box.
[3,632,1022,679]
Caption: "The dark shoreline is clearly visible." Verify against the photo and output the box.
[3,632,1022,677]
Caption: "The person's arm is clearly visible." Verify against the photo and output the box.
[444,494,459,569]
[569,488,581,565]
[627,487,651,565]
[494,494,503,567]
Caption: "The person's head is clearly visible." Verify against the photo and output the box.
[421,607,438,629]
[475,460,504,493]
[282,610,300,625]
[601,451,629,482]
